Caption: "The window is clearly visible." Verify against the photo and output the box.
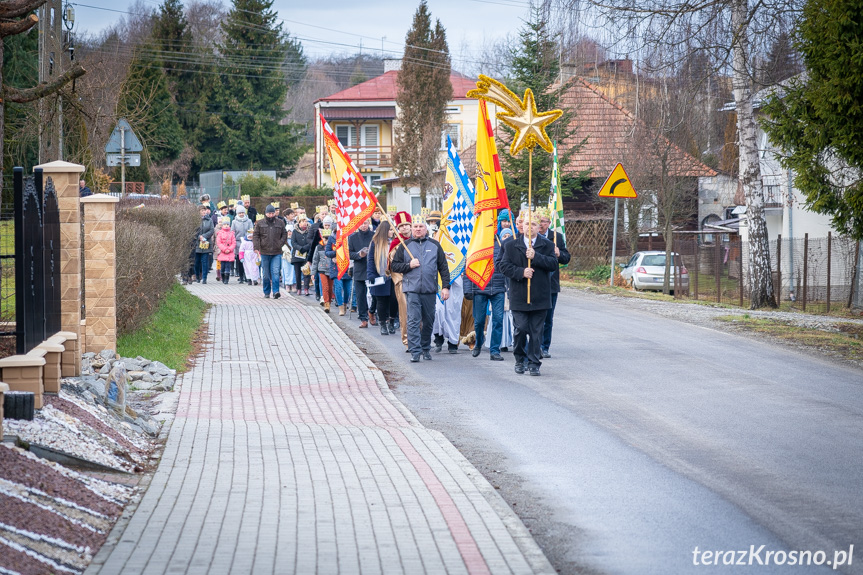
[363,125,379,165]
[441,124,460,150]
[365,175,382,190]
[336,125,356,148]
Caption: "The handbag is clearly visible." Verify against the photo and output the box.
[198,239,209,250]
[301,262,311,276]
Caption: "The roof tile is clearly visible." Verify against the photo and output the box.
[319,71,479,102]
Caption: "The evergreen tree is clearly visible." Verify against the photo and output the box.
[499,9,587,208]
[2,28,39,179]
[393,0,452,203]
[152,0,200,142]
[196,0,307,174]
[117,41,185,183]
[762,0,863,240]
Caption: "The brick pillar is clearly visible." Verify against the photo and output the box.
[34,161,85,346]
[80,194,119,353]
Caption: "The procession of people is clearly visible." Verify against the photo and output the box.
[192,196,569,376]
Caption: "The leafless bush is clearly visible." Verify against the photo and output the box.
[116,223,173,334]
[118,200,199,274]
[114,202,199,334]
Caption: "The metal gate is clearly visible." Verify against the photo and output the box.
[0,167,62,356]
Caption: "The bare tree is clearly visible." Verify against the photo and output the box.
[0,0,85,190]
[557,0,800,308]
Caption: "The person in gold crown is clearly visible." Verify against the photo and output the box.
[390,213,451,362]
[311,216,336,312]
[388,212,413,346]
[498,211,557,376]
[290,214,312,295]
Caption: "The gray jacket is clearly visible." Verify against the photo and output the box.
[231,215,254,251]
[390,236,451,294]
[195,216,215,254]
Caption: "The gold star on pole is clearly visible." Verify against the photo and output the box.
[467,74,563,156]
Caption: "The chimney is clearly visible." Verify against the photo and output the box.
[560,62,578,83]
[384,59,402,73]
[619,58,633,75]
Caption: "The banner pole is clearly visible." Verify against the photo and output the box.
[527,148,533,304]
[379,208,415,260]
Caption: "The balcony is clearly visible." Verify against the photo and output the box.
[337,146,394,171]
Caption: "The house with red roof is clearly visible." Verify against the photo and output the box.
[313,61,482,214]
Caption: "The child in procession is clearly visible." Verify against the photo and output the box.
[215,217,236,284]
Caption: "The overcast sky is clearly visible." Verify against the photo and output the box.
[74,0,533,71]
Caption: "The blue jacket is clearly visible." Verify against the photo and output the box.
[463,235,507,297]
[323,233,341,279]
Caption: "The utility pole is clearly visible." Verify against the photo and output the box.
[38,0,73,163]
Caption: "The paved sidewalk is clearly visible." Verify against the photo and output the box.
[87,281,554,574]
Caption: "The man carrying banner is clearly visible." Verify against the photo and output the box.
[349,217,374,328]
[433,137,476,354]
[464,230,507,361]
[390,215,451,362]
[498,212,558,376]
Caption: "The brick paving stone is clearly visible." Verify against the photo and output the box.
[86,280,555,575]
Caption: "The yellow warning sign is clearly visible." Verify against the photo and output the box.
[597,163,637,198]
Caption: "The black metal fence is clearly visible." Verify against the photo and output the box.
[0,168,62,358]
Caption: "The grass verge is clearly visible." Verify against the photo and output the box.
[117,282,208,372]
[714,315,863,362]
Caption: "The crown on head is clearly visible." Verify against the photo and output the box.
[241,195,250,203]
[290,202,299,209]
[272,201,280,209]
[217,201,227,209]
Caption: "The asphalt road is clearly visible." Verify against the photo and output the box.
[324,289,863,574]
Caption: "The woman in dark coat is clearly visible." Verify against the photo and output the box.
[366,221,397,336]
[290,215,313,295]
[194,204,215,283]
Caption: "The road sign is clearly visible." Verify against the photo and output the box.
[104,118,143,153]
[598,163,637,198]
[106,153,141,167]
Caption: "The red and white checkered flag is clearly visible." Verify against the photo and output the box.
[320,113,378,277]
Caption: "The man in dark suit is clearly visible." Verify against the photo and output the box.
[538,209,571,358]
[498,212,559,376]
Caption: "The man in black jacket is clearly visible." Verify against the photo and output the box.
[538,210,571,358]
[348,218,374,328]
[497,213,558,376]
[391,218,451,363]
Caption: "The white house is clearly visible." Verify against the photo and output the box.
[723,83,857,302]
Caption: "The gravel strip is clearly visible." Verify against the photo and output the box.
[0,446,120,517]
[0,493,103,551]
[0,537,76,575]
[43,397,143,456]
[581,289,863,330]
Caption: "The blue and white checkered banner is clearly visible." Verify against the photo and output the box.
[439,135,476,281]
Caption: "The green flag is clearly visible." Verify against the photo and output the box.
[549,142,566,247]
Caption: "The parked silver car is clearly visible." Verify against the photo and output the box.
[620,251,690,293]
